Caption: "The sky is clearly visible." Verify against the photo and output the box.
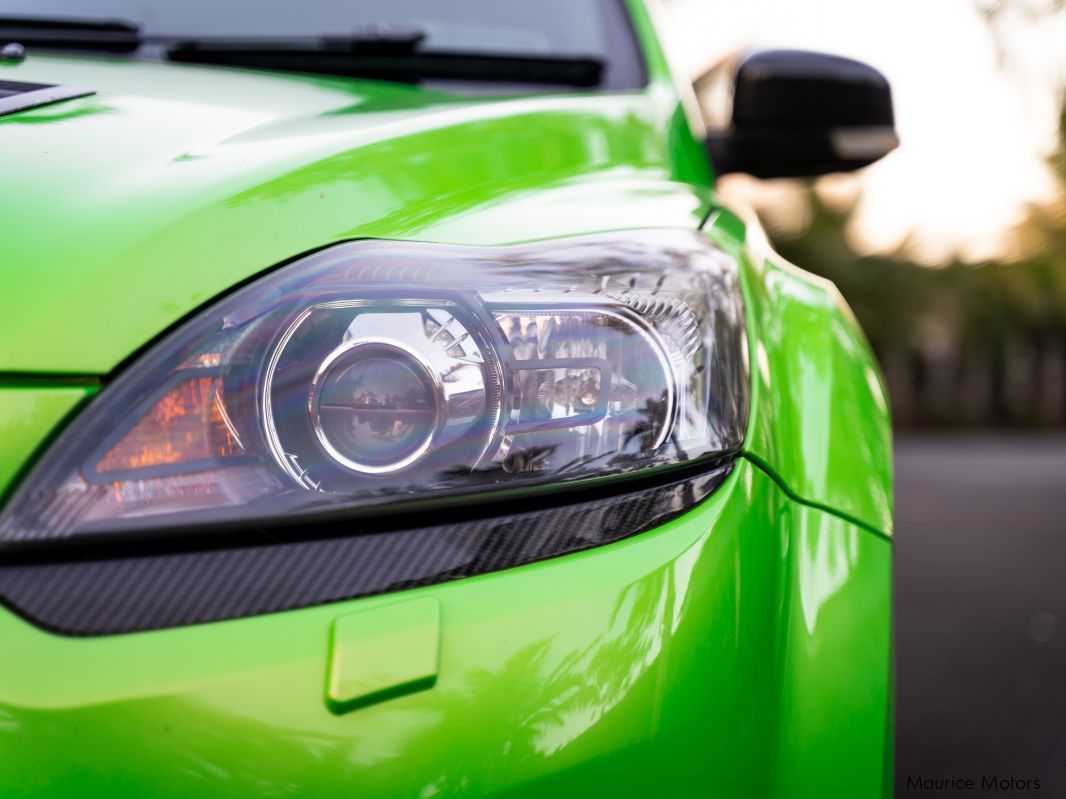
[659,0,1066,265]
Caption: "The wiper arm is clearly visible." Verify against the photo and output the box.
[0,19,413,58]
[0,20,605,88]
[165,36,604,88]
[0,16,141,53]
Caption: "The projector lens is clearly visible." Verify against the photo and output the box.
[311,340,440,474]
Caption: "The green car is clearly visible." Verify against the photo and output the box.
[0,2,896,796]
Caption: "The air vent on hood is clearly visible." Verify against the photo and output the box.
[0,79,93,118]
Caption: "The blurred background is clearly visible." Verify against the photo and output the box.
[658,0,1066,795]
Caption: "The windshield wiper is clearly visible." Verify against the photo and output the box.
[165,36,605,88]
[0,16,141,53]
[0,20,605,88]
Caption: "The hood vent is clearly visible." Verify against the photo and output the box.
[0,80,93,118]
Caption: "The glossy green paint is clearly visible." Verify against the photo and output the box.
[0,460,889,798]
[0,45,709,375]
[0,2,892,795]
[706,209,894,537]
[0,387,93,501]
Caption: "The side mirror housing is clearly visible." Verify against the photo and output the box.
[706,49,898,179]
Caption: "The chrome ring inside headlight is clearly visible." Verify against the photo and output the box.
[262,298,504,489]
[0,231,749,547]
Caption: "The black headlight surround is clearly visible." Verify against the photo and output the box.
[0,463,732,636]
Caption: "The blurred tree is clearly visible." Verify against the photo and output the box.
[767,96,1066,427]
[754,0,1066,428]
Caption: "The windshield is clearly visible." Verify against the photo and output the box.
[0,0,646,91]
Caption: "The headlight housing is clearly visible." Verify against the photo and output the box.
[0,231,748,548]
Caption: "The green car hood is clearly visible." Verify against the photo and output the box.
[0,55,710,374]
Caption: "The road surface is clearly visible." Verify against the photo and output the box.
[895,434,1066,796]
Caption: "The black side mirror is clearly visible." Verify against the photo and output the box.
[706,49,898,179]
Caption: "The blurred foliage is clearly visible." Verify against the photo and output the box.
[769,100,1066,427]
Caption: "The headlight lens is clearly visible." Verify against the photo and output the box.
[0,231,748,547]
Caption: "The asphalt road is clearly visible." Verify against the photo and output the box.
[895,434,1066,797]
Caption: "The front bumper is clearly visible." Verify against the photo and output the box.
[0,452,890,798]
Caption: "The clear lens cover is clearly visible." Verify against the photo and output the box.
[0,231,748,545]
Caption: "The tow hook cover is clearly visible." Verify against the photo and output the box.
[326,597,441,714]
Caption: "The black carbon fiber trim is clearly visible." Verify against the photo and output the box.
[0,466,731,636]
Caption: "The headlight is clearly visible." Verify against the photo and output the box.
[0,231,748,548]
